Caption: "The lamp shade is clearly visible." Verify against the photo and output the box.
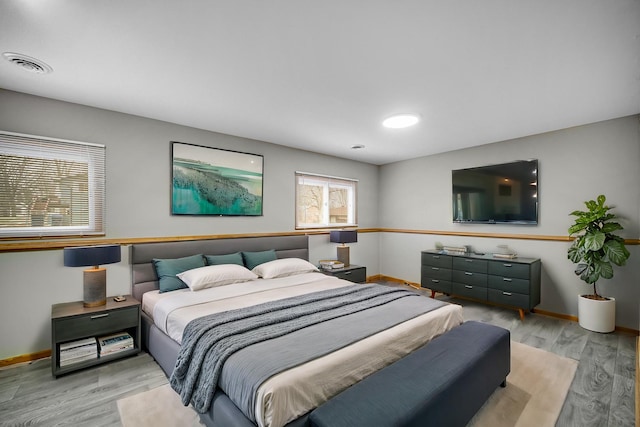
[330,230,357,244]
[64,245,121,267]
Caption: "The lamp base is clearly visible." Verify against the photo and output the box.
[337,246,350,267]
[83,268,107,307]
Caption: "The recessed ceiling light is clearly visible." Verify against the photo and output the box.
[382,114,420,129]
[2,52,53,74]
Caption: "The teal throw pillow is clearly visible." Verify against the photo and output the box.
[153,254,205,293]
[205,252,244,266]
[242,250,277,270]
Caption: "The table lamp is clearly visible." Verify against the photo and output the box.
[329,230,357,266]
[63,245,121,307]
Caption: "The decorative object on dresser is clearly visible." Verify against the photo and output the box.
[51,296,140,377]
[568,194,630,333]
[421,250,541,320]
[321,264,366,283]
[329,229,357,266]
[63,244,121,307]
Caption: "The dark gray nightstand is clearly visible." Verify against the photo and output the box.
[321,265,366,283]
[51,295,141,377]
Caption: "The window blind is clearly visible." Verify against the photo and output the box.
[0,131,106,238]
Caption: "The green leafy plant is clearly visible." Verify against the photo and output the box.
[568,195,630,299]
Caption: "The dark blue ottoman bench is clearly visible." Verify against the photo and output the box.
[309,321,510,427]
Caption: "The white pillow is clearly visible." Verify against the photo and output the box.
[177,264,258,291]
[252,258,319,279]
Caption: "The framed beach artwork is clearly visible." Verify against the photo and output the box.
[171,142,263,216]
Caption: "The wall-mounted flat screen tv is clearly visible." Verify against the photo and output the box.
[452,159,538,224]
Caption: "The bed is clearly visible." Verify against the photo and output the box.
[131,235,464,427]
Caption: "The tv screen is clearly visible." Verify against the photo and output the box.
[452,160,538,224]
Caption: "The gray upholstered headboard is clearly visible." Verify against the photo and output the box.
[130,235,309,301]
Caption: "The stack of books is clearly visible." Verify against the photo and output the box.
[59,337,98,366]
[493,253,518,259]
[443,246,467,255]
[98,332,134,357]
[319,260,345,270]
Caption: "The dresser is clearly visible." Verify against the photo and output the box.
[421,250,541,320]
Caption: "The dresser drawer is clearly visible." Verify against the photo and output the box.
[488,261,530,280]
[488,288,530,309]
[452,270,487,287]
[488,275,530,295]
[452,257,487,274]
[54,306,139,343]
[421,265,452,281]
[421,278,452,294]
[421,253,452,269]
[452,282,487,300]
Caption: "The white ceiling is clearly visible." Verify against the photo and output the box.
[1,1,639,165]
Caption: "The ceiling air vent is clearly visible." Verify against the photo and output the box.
[2,52,53,74]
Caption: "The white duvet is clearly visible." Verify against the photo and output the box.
[143,273,464,427]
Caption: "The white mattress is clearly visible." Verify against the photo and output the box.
[142,273,464,427]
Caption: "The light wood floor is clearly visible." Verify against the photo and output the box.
[0,284,636,427]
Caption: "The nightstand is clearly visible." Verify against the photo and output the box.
[322,265,367,283]
[51,295,141,377]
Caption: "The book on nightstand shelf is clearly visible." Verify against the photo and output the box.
[98,332,134,356]
[59,337,98,366]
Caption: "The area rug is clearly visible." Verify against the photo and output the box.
[118,341,577,427]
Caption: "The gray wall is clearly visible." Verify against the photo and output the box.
[379,115,640,329]
[0,89,638,360]
[0,89,379,359]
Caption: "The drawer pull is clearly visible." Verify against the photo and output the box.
[464,272,473,276]
[90,313,109,320]
[503,278,512,282]
[433,256,440,259]
[431,267,439,271]
[343,271,352,275]
[502,292,512,296]
[465,285,473,289]
[503,264,513,267]
[465,259,473,263]
[431,279,440,283]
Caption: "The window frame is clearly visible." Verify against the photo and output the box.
[295,171,358,230]
[0,130,106,239]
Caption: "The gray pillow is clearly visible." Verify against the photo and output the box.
[152,254,205,293]
[242,250,277,270]
[205,252,244,266]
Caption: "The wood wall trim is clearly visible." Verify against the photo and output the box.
[379,228,574,242]
[0,227,636,253]
[380,228,639,245]
[0,349,51,368]
[0,228,380,253]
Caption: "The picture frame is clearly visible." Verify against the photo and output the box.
[171,142,263,216]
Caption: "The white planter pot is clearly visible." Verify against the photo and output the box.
[578,295,616,333]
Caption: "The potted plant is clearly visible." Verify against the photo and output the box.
[568,194,630,332]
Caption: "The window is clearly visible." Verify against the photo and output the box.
[0,131,106,238]
[295,172,357,229]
